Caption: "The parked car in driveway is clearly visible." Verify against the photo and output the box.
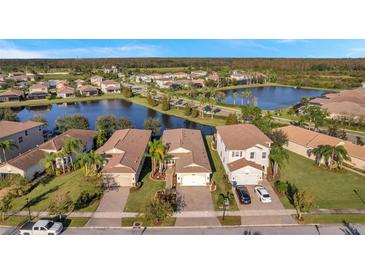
[235,185,251,204]
[254,185,272,203]
[19,220,63,235]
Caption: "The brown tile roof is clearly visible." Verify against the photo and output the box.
[30,83,48,92]
[0,88,24,97]
[277,125,365,161]
[216,124,272,150]
[0,120,43,139]
[102,80,119,85]
[97,129,151,174]
[1,148,46,170]
[39,129,96,151]
[79,85,98,93]
[56,86,75,94]
[227,158,262,172]
[162,128,211,173]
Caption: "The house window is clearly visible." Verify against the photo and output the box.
[239,151,242,157]
[232,151,234,157]
[18,136,23,143]
[25,130,28,136]
[235,151,240,157]
[262,152,267,159]
[250,152,255,159]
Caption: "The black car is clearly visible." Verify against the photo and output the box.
[235,186,251,204]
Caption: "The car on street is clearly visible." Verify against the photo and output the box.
[19,220,63,235]
[254,185,272,203]
[235,185,251,204]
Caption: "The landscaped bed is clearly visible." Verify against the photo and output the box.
[278,150,365,209]
[204,135,239,211]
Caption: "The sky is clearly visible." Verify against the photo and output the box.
[0,40,365,59]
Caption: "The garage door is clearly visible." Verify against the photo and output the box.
[104,173,134,187]
[181,174,206,186]
[233,173,260,185]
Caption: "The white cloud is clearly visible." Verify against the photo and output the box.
[0,41,162,58]
[346,47,365,57]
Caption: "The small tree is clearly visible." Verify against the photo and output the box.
[30,115,48,128]
[144,117,161,136]
[56,114,89,132]
[121,87,133,98]
[225,113,239,125]
[0,139,18,162]
[143,196,174,226]
[356,136,364,146]
[191,108,199,118]
[161,96,170,111]
[0,108,19,121]
[147,93,157,106]
[48,190,73,221]
[293,190,314,220]
[184,104,192,116]
[0,194,13,222]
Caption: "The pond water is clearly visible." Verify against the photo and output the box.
[13,99,215,135]
[223,86,328,110]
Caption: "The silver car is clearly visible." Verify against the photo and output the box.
[254,185,272,203]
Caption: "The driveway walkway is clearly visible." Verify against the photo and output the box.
[175,186,220,227]
[85,187,130,227]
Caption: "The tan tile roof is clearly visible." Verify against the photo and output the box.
[0,88,24,97]
[277,125,365,161]
[79,85,98,93]
[227,158,262,172]
[216,124,272,150]
[0,120,43,139]
[97,129,151,174]
[162,128,211,173]
[102,80,119,85]
[39,129,96,151]
[56,86,75,94]
[1,148,46,170]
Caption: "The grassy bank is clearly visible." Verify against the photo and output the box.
[301,214,365,224]
[279,151,365,209]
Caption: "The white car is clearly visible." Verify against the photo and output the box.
[19,220,63,235]
[254,185,272,203]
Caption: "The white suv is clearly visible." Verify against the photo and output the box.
[254,185,272,203]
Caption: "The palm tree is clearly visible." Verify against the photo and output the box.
[243,90,252,105]
[146,139,167,175]
[312,145,350,170]
[198,94,207,118]
[78,151,104,177]
[62,137,83,171]
[232,92,238,105]
[0,139,18,163]
[41,152,58,175]
[269,145,289,178]
[209,97,216,119]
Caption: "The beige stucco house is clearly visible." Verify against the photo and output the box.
[96,129,151,186]
[101,80,120,93]
[216,124,272,185]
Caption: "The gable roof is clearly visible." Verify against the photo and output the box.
[0,88,24,98]
[278,125,365,161]
[1,147,46,171]
[97,129,151,173]
[0,120,43,139]
[162,128,211,173]
[56,86,75,95]
[227,158,263,172]
[216,124,272,150]
[39,129,96,151]
[79,85,98,93]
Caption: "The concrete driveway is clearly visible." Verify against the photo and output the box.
[234,180,295,225]
[175,186,220,227]
[86,187,130,227]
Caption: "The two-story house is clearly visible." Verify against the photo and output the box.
[216,124,272,185]
[28,83,49,99]
[100,80,121,93]
[0,120,45,163]
[91,75,103,87]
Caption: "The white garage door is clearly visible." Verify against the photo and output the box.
[181,174,206,186]
[233,173,260,185]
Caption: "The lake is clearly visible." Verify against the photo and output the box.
[13,99,215,135]
[223,86,328,110]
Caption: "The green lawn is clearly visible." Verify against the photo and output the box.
[279,151,365,209]
[218,216,241,226]
[10,169,100,212]
[205,136,238,211]
[124,165,165,212]
[301,214,365,224]
[0,216,28,227]
[121,217,176,227]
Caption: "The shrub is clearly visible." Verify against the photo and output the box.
[161,96,170,111]
[184,104,192,116]
[122,87,133,98]
[191,108,199,118]
[0,174,27,190]
[274,180,288,195]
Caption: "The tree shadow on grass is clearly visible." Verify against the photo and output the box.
[21,186,60,211]
[202,135,217,174]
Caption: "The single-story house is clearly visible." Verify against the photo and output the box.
[56,86,76,98]
[216,124,272,185]
[96,129,152,186]
[277,125,365,170]
[78,85,99,96]
[0,89,25,102]
[162,128,212,187]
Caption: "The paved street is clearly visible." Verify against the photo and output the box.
[2,223,363,235]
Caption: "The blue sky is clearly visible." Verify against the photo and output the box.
[1,40,365,58]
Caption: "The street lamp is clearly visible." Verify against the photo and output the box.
[25,198,31,221]
[220,192,231,220]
